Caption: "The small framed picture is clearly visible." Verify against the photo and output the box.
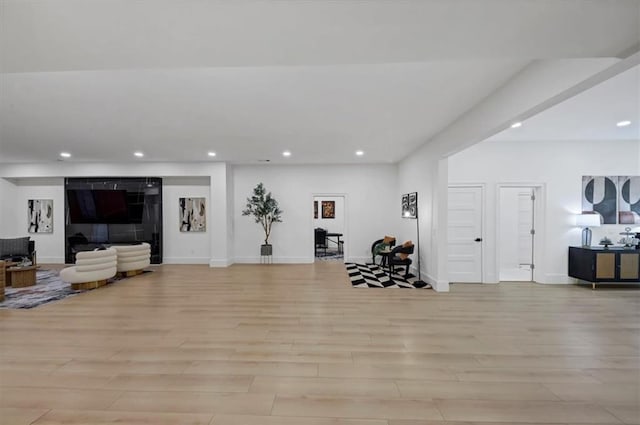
[321,200,335,219]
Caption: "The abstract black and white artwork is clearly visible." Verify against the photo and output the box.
[402,192,417,218]
[582,176,617,224]
[179,197,206,232]
[28,199,53,233]
[618,176,640,224]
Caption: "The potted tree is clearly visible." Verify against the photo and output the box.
[242,183,283,256]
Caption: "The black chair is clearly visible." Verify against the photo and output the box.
[371,237,396,265]
[388,243,414,278]
[315,228,328,256]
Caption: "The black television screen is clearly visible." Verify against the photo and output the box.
[67,189,143,223]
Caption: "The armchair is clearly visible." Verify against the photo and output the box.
[388,242,414,278]
[371,236,396,265]
[315,228,328,256]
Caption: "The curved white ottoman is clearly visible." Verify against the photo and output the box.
[111,243,151,276]
[60,248,117,290]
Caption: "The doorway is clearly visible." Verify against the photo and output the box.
[447,185,483,282]
[313,195,346,262]
[498,186,536,282]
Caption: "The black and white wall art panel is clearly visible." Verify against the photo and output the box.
[618,176,640,224]
[179,197,206,232]
[28,199,53,233]
[582,176,618,224]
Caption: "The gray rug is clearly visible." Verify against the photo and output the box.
[1,270,79,309]
[0,269,147,309]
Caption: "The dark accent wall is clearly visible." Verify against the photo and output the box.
[65,177,162,264]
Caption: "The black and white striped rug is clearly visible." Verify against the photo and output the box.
[345,263,431,289]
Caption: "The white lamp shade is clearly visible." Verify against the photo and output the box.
[575,214,601,227]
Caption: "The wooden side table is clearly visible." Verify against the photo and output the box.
[7,266,37,288]
[3,261,17,287]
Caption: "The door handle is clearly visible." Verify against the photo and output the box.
[474,238,483,242]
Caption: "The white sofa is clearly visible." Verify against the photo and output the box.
[111,243,151,275]
[60,248,117,290]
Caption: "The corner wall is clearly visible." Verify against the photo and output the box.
[448,139,640,283]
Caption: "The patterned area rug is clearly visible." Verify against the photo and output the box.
[1,270,79,309]
[346,263,432,289]
[0,269,147,309]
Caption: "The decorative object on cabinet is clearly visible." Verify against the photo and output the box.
[618,227,639,248]
[575,213,601,247]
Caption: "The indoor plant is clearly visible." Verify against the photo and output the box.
[242,183,283,256]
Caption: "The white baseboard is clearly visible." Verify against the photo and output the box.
[209,259,232,267]
[422,272,449,292]
[234,256,314,264]
[163,257,210,265]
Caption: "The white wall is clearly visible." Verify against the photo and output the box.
[0,163,227,264]
[233,164,398,263]
[10,178,66,263]
[449,139,640,284]
[163,177,211,264]
[313,196,344,234]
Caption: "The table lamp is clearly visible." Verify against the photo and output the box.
[575,214,601,247]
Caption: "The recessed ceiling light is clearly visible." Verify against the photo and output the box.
[510,122,523,128]
[282,150,291,157]
[59,152,71,158]
[355,150,364,156]
[208,151,216,157]
[134,152,144,157]
[617,120,631,127]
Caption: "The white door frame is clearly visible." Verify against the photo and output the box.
[311,193,348,261]
[496,183,546,283]
[447,183,485,283]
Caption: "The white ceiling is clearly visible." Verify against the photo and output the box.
[1,0,639,164]
[488,65,640,143]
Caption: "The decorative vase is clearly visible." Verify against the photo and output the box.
[260,244,272,256]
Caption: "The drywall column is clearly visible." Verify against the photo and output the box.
[0,178,18,236]
[209,162,233,267]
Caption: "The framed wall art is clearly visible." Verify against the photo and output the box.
[321,200,335,219]
[582,176,617,224]
[28,199,53,233]
[618,176,640,224]
[179,197,206,232]
[402,192,417,218]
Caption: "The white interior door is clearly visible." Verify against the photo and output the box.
[448,186,483,283]
[499,187,535,281]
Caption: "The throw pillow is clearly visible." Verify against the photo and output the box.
[382,235,395,245]
[0,237,30,258]
[398,240,413,260]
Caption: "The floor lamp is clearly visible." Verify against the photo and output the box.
[402,192,429,288]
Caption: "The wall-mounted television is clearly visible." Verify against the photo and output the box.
[67,189,144,224]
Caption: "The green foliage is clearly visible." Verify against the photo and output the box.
[241,183,283,245]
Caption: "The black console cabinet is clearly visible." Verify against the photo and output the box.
[568,247,640,289]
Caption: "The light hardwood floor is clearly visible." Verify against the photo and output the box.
[0,262,638,425]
